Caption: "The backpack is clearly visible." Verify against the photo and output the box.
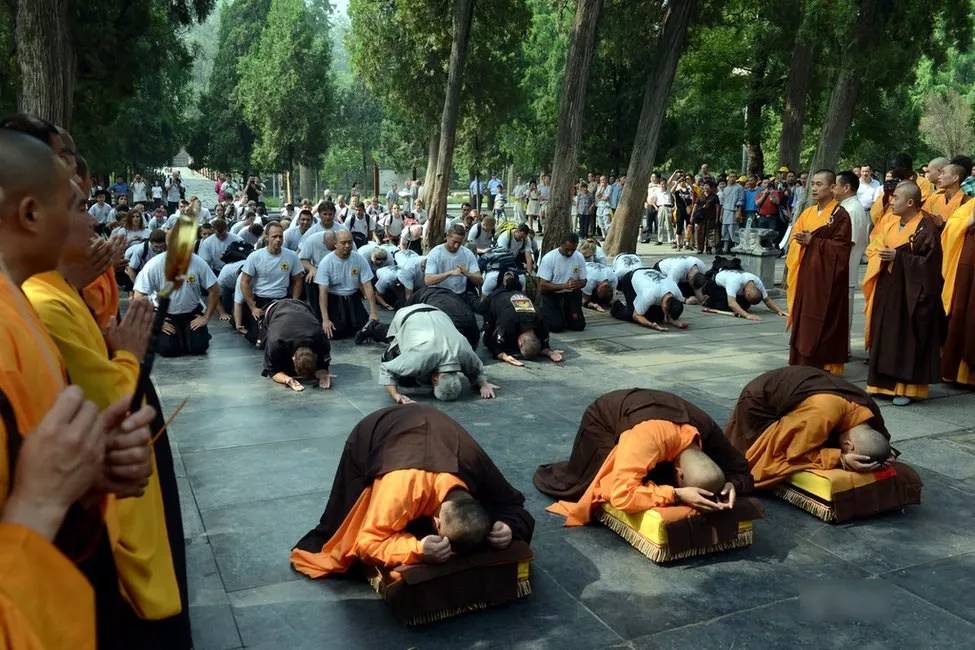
[496,220,517,237]
[221,240,254,264]
[481,247,518,273]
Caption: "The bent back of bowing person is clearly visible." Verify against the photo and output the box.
[611,268,688,331]
[262,299,334,391]
[480,271,564,367]
[705,269,786,321]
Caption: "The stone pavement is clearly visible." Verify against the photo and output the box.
[153,246,975,649]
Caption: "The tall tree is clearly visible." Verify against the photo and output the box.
[777,0,819,170]
[542,0,603,257]
[15,0,73,126]
[603,0,696,255]
[237,0,334,200]
[424,0,475,250]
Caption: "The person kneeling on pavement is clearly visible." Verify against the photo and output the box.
[317,230,380,339]
[611,268,688,332]
[404,285,481,349]
[479,271,564,367]
[537,232,588,332]
[262,299,334,391]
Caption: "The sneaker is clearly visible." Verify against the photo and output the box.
[892,396,911,406]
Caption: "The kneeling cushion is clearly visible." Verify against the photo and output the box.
[598,498,764,563]
[366,540,533,625]
[773,462,922,523]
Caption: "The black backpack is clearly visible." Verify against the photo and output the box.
[481,247,518,273]
[221,240,254,264]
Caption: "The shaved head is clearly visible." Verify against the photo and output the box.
[675,446,726,495]
[436,490,490,552]
[517,331,542,359]
[743,282,763,305]
[841,424,890,464]
[941,164,966,189]
[891,181,922,216]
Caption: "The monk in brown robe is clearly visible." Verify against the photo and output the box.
[863,181,946,405]
[787,169,851,374]
[922,161,971,228]
[726,367,892,488]
[941,172,975,386]
[534,389,753,526]
[291,405,533,578]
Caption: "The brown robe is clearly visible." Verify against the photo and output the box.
[293,405,534,554]
[725,366,889,454]
[943,222,975,381]
[867,214,946,390]
[789,206,852,368]
[533,389,753,501]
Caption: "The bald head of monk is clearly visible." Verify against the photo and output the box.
[434,489,490,552]
[891,181,922,218]
[926,157,949,184]
[0,129,74,283]
[838,424,891,465]
[674,446,727,495]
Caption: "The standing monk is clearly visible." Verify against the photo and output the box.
[941,161,975,385]
[786,169,850,373]
[918,156,949,204]
[862,181,946,405]
[923,161,972,228]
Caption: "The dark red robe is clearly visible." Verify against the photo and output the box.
[943,222,975,382]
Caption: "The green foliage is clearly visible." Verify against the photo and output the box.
[319,81,383,190]
[237,0,335,171]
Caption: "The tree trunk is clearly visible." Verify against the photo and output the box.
[15,0,75,127]
[542,0,604,257]
[806,0,879,192]
[744,54,767,177]
[285,169,293,204]
[424,0,475,251]
[603,0,696,256]
[299,163,316,201]
[777,0,816,171]
[421,129,440,206]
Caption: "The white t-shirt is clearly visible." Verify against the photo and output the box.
[300,221,347,246]
[537,249,587,287]
[241,247,302,298]
[482,270,526,296]
[715,270,767,299]
[496,231,536,258]
[131,181,148,203]
[217,260,245,292]
[612,253,645,277]
[314,251,374,296]
[151,185,163,200]
[164,178,182,202]
[630,269,683,315]
[582,262,617,296]
[656,255,706,285]
[125,240,158,271]
[357,243,396,270]
[346,211,374,237]
[856,178,882,211]
[842,196,870,288]
[381,212,405,238]
[374,266,400,295]
[467,222,496,249]
[134,252,217,315]
[425,244,479,294]
[397,254,426,291]
[198,232,242,272]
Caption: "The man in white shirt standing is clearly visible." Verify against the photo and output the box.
[856,164,882,212]
[131,174,148,208]
[536,232,587,332]
[239,222,303,344]
[133,250,219,356]
[833,170,869,353]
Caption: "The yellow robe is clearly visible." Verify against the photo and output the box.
[0,272,95,649]
[22,271,182,620]
[861,213,928,398]
[941,199,975,314]
[917,176,934,204]
[546,420,700,527]
[923,188,968,228]
[290,470,466,578]
[82,267,120,330]
[870,197,893,227]
[745,394,873,488]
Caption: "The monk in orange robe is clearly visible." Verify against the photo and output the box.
[863,182,946,405]
[0,127,154,649]
[291,405,533,578]
[941,162,975,385]
[786,169,849,374]
[870,174,896,227]
[918,156,948,204]
[726,367,892,488]
[923,161,972,228]
[83,265,121,330]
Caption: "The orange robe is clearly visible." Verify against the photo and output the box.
[82,267,120,330]
[870,197,893,227]
[941,199,975,314]
[290,470,466,578]
[941,201,975,385]
[745,394,873,488]
[0,272,95,648]
[923,188,969,228]
[785,200,845,375]
[546,420,700,527]
[917,176,934,204]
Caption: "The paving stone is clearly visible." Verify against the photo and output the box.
[886,552,975,625]
[894,438,975,480]
[189,603,241,650]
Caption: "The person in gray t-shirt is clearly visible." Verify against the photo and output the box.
[316,230,379,339]
[424,224,482,297]
[239,222,303,343]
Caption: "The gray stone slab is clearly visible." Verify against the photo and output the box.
[528,519,866,640]
[202,491,324,593]
[877,405,965,442]
[886,552,975,624]
[637,583,975,649]
[178,476,205,541]
[907,393,975,428]
[228,569,622,650]
[894,438,975,480]
[189,603,242,650]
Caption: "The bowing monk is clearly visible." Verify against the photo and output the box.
[863,181,946,405]
[923,161,972,228]
[291,405,534,578]
[726,367,892,488]
[0,126,155,648]
[23,172,191,644]
[534,389,753,526]
[786,169,851,373]
[941,162,975,386]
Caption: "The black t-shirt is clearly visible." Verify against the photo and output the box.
[483,290,549,356]
[245,183,261,202]
[674,186,694,218]
[262,299,331,376]
[693,193,720,222]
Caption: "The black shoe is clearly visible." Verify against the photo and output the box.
[354,320,376,345]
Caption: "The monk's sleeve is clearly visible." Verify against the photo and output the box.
[0,522,95,648]
[606,422,681,512]
[746,395,845,488]
[354,472,426,567]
